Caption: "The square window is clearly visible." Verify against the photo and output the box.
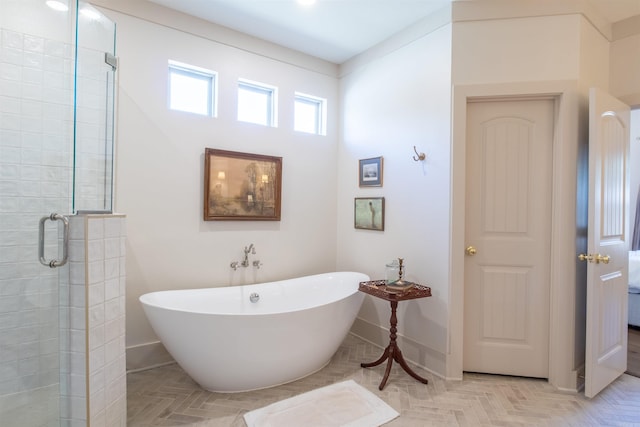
[238,80,277,127]
[168,61,216,116]
[294,93,326,135]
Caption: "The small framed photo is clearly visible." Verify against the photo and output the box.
[354,197,385,231]
[359,156,383,187]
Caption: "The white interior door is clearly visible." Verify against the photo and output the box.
[463,98,554,377]
[584,87,630,398]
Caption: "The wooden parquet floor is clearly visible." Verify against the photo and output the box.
[127,334,640,426]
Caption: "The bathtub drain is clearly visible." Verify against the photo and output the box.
[249,292,260,303]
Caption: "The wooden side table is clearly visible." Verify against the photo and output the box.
[358,280,432,390]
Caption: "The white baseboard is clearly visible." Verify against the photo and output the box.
[126,341,175,373]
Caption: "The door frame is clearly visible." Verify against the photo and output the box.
[449,80,585,391]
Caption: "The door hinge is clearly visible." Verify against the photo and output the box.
[105,52,118,71]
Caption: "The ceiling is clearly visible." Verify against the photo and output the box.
[147,0,640,64]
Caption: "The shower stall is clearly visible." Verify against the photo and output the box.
[0,0,124,425]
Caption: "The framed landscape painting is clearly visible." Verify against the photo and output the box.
[204,148,282,221]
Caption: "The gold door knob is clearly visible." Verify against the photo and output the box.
[595,254,610,264]
[578,253,593,262]
[466,246,477,256]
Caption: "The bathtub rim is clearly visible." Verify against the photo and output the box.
[138,271,369,316]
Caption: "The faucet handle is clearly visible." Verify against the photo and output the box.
[252,260,262,269]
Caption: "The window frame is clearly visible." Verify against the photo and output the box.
[168,60,217,117]
[294,92,326,136]
[237,79,278,127]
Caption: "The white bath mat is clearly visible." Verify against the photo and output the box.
[243,380,398,427]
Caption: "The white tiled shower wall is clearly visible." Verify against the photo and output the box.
[63,214,127,426]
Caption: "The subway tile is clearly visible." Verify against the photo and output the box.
[89,324,104,350]
[23,35,44,53]
[0,46,22,65]
[69,373,86,398]
[69,262,85,286]
[1,30,22,49]
[0,78,20,97]
[87,239,104,262]
[69,307,86,331]
[104,258,118,281]
[69,329,85,353]
[0,63,20,81]
[104,238,119,260]
[0,130,20,147]
[22,67,43,85]
[89,346,105,374]
[104,279,119,301]
[21,116,43,133]
[22,52,43,69]
[88,261,104,285]
[68,240,85,263]
[68,216,85,240]
[88,283,104,307]
[103,218,120,238]
[0,95,20,113]
[0,360,18,381]
[0,146,20,163]
[104,319,118,343]
[0,180,19,196]
[0,164,19,180]
[104,338,119,365]
[87,218,104,240]
[89,303,104,325]
[21,132,43,148]
[21,82,42,101]
[18,356,39,376]
[69,396,87,420]
[69,285,85,308]
[0,111,21,131]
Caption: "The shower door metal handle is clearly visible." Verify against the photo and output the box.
[38,213,69,268]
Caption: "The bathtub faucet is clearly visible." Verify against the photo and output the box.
[241,244,256,267]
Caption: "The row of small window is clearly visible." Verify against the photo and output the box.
[168,60,327,136]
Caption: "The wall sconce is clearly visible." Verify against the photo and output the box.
[217,171,226,180]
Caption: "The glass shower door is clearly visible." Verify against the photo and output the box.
[0,0,116,425]
[0,1,74,424]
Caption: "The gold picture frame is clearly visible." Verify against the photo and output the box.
[354,197,385,231]
[204,148,282,221]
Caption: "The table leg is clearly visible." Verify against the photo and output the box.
[360,300,429,389]
[360,345,390,368]
[393,347,429,384]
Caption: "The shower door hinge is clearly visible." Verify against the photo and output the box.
[105,52,118,71]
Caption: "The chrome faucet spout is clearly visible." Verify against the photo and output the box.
[241,244,255,267]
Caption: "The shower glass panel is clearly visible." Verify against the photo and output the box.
[74,1,116,213]
[0,0,116,425]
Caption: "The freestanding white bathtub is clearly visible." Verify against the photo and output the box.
[139,271,368,392]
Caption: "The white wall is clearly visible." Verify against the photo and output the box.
[104,9,341,360]
[338,22,452,376]
[610,16,640,107]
